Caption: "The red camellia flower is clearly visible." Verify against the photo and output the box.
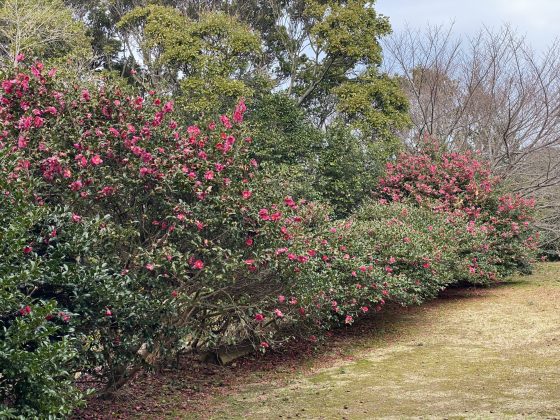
[241,190,252,199]
[19,305,31,316]
[23,246,33,254]
[260,341,269,349]
[254,313,264,322]
[192,260,204,270]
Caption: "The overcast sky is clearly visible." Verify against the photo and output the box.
[376,0,560,51]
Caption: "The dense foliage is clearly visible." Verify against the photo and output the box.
[0,62,536,418]
[377,140,538,280]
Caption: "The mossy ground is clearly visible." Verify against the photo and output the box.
[195,263,560,419]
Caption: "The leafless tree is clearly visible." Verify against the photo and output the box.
[382,24,560,250]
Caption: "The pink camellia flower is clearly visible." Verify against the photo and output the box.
[192,260,204,270]
[274,309,284,318]
[258,208,269,220]
[99,186,115,197]
[145,263,155,271]
[220,114,232,129]
[162,101,174,113]
[15,53,25,62]
[58,311,71,322]
[389,256,396,264]
[278,295,286,303]
[91,155,103,166]
[17,136,27,149]
[275,247,288,256]
[81,89,91,101]
[171,290,178,298]
[242,190,252,199]
[254,313,264,322]
[72,174,87,188]
[204,170,214,180]
[245,238,254,246]
[45,106,57,115]
[260,341,269,349]
[105,308,112,317]
[233,100,247,124]
[284,196,296,208]
[289,297,298,305]
[361,306,369,313]
[345,315,353,324]
[71,213,82,223]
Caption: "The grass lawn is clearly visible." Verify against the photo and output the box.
[202,263,560,419]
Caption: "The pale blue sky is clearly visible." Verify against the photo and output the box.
[376,0,560,51]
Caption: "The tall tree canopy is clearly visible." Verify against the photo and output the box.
[0,0,90,67]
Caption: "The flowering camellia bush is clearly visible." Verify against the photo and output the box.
[0,65,537,418]
[0,62,308,414]
[376,140,537,283]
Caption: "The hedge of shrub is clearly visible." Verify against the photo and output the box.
[0,64,537,418]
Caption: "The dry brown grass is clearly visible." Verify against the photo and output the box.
[201,263,560,419]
